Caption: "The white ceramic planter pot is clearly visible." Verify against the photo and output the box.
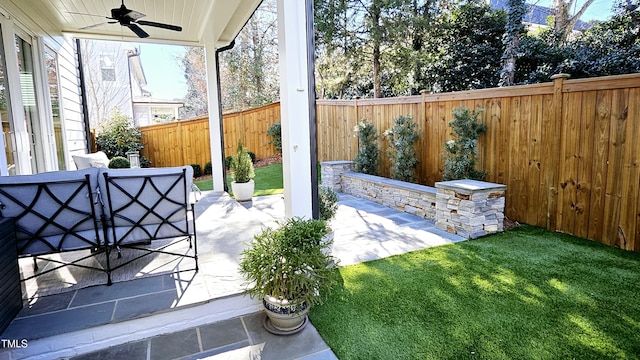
[231,180,254,201]
[262,295,309,334]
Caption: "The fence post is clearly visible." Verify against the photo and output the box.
[547,73,570,230]
[177,120,185,167]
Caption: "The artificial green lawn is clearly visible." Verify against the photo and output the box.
[193,163,283,196]
[310,225,640,359]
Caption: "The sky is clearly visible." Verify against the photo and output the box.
[135,0,615,100]
[534,0,614,21]
[136,43,187,100]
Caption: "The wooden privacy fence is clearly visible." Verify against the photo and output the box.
[317,73,640,252]
[139,102,280,168]
[139,73,639,252]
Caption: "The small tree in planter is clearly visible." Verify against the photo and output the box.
[239,217,338,334]
[384,115,420,182]
[442,107,487,181]
[353,120,379,175]
[230,140,255,201]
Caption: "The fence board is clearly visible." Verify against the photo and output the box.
[575,91,596,239]
[588,90,613,241]
[620,87,640,251]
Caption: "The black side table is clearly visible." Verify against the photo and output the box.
[0,218,22,336]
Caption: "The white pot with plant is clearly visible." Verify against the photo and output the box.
[230,140,255,201]
[239,217,338,334]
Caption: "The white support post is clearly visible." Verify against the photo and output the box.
[277,0,315,218]
[204,42,226,192]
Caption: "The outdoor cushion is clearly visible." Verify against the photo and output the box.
[98,166,194,245]
[72,151,110,170]
[0,168,103,255]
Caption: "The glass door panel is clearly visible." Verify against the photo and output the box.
[44,48,65,170]
[0,25,17,175]
[15,34,41,173]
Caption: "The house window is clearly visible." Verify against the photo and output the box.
[100,54,115,81]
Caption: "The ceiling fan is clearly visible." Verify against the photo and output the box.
[73,0,182,38]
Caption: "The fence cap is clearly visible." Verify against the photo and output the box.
[550,73,571,80]
[435,179,507,193]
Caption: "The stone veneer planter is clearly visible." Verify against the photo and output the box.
[321,161,507,239]
[435,180,507,239]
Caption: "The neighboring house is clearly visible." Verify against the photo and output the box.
[80,40,183,129]
[133,98,183,126]
[489,0,590,30]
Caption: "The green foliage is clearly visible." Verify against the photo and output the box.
[319,186,339,221]
[266,122,282,153]
[247,151,257,164]
[239,217,337,308]
[225,156,233,170]
[108,156,130,169]
[516,2,640,83]
[384,115,419,182]
[191,164,202,178]
[204,161,212,175]
[96,110,150,166]
[424,2,507,92]
[353,120,379,175]
[442,107,487,181]
[230,140,255,183]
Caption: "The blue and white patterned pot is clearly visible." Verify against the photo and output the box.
[263,296,309,332]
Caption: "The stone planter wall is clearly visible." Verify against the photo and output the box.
[435,180,507,239]
[340,172,437,220]
[321,161,507,239]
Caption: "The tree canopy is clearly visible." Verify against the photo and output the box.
[179,0,639,111]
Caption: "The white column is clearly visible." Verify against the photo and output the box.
[277,0,314,218]
[204,42,225,192]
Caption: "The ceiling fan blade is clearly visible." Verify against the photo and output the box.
[136,20,182,32]
[79,22,115,30]
[68,11,105,18]
[126,23,149,38]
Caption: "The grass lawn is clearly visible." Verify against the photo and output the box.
[310,225,640,359]
[193,163,283,196]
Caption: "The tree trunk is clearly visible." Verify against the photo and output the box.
[371,0,382,98]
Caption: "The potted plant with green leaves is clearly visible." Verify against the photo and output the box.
[239,217,338,334]
[230,139,255,201]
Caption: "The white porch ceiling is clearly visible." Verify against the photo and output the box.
[2,0,263,46]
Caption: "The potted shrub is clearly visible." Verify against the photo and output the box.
[230,140,255,201]
[239,217,338,334]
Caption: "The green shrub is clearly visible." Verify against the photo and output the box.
[225,156,233,170]
[230,140,255,183]
[442,107,487,181]
[239,217,336,308]
[96,109,150,166]
[108,156,130,169]
[384,115,420,182]
[353,120,379,175]
[319,186,339,221]
[191,164,202,178]
[204,161,212,175]
[267,122,282,153]
[247,151,257,164]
